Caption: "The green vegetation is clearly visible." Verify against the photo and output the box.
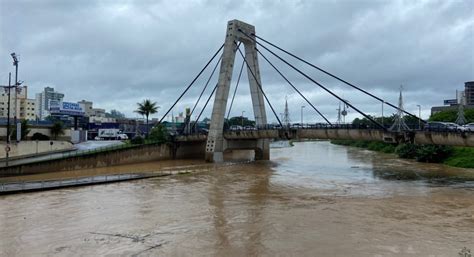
[130,135,145,145]
[50,121,65,140]
[11,119,31,140]
[339,110,474,168]
[352,114,420,128]
[331,139,473,168]
[225,116,255,127]
[444,147,474,168]
[148,124,169,143]
[106,109,126,119]
[135,99,159,137]
[331,139,396,153]
[429,109,474,123]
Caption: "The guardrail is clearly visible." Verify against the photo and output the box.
[220,123,472,134]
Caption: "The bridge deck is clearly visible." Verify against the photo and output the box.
[177,128,474,147]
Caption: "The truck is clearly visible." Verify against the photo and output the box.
[95,129,128,140]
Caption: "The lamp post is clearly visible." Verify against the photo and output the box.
[11,53,19,140]
[1,73,13,166]
[241,111,245,127]
[416,105,421,130]
[300,105,305,124]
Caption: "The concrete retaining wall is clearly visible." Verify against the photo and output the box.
[0,142,206,177]
[0,141,74,158]
[414,132,474,147]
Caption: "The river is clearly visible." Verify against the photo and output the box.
[0,141,473,256]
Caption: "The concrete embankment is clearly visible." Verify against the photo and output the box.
[0,141,205,177]
[0,141,74,159]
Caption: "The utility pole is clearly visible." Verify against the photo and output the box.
[282,96,290,127]
[300,105,305,124]
[1,73,13,166]
[241,111,245,127]
[11,53,19,141]
[416,105,421,130]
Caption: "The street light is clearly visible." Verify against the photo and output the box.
[300,105,305,124]
[416,105,421,130]
[11,53,19,141]
[1,73,13,166]
[241,111,245,127]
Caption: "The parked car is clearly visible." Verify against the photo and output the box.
[230,125,243,131]
[291,123,303,129]
[444,122,465,132]
[463,123,474,132]
[244,126,256,130]
[424,122,464,132]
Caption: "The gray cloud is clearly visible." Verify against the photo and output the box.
[0,0,473,123]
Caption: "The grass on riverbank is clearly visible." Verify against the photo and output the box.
[330,139,474,169]
[443,147,474,168]
[330,139,396,154]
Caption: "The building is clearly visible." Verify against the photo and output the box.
[0,85,37,121]
[465,81,474,106]
[78,100,93,116]
[35,87,65,120]
[431,81,474,115]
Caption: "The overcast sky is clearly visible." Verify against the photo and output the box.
[1,0,473,123]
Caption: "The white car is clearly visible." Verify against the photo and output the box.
[463,123,474,132]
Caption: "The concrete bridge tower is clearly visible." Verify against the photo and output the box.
[205,20,269,162]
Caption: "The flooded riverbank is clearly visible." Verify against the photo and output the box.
[0,141,473,256]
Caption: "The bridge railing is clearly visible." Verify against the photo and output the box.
[221,122,472,134]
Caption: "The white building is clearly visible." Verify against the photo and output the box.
[35,87,64,120]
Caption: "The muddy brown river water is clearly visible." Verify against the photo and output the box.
[1,141,473,256]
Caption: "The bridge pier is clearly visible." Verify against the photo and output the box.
[205,20,269,162]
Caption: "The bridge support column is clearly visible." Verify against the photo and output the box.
[254,139,270,160]
[206,20,268,162]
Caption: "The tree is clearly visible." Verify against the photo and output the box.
[149,124,169,142]
[135,99,159,137]
[11,119,31,140]
[226,116,255,127]
[106,109,126,119]
[50,121,65,140]
[429,109,474,123]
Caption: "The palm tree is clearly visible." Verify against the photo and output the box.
[50,121,65,140]
[135,99,159,137]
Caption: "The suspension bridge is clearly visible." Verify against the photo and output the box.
[156,20,473,162]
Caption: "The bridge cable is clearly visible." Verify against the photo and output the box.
[191,82,219,130]
[158,44,224,124]
[238,29,385,130]
[190,55,223,118]
[253,34,425,124]
[257,49,332,125]
[226,59,246,120]
[236,47,283,127]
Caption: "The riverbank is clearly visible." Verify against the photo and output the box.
[330,139,474,168]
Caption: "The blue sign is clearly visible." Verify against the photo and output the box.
[443,99,457,105]
[50,101,85,116]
